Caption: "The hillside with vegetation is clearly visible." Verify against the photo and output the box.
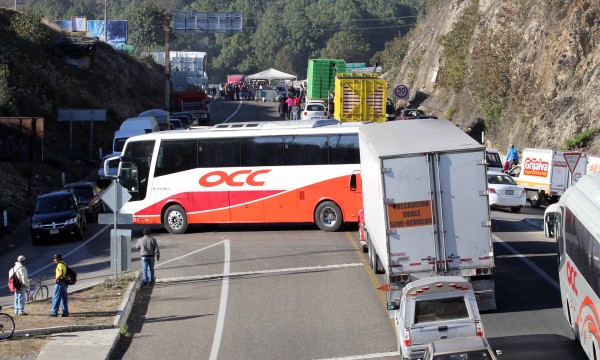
[383,0,600,154]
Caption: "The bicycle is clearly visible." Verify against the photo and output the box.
[0,305,15,339]
[26,275,49,303]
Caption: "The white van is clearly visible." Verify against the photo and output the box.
[112,128,146,154]
[119,116,159,133]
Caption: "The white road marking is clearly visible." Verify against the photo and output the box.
[223,100,244,123]
[313,351,400,360]
[155,262,364,283]
[496,253,557,258]
[0,225,111,291]
[492,234,560,290]
[210,239,230,360]
[155,240,225,269]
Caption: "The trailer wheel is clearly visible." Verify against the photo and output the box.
[367,234,374,267]
[529,191,544,208]
[163,204,189,234]
[374,253,384,274]
[314,201,343,232]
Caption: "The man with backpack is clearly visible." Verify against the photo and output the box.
[50,254,69,317]
[8,255,29,315]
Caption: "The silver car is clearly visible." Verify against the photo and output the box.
[423,336,499,360]
[395,276,484,360]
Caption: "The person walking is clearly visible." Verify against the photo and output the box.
[506,144,519,167]
[285,95,295,120]
[136,228,160,286]
[9,255,30,315]
[50,254,69,317]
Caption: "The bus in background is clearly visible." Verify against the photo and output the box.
[544,172,600,360]
[110,119,363,234]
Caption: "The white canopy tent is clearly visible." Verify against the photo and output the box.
[246,68,297,81]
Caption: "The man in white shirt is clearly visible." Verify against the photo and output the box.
[9,255,30,315]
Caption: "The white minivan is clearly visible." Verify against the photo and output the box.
[119,116,159,133]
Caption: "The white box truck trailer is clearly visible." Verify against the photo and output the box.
[358,119,496,312]
[507,148,587,207]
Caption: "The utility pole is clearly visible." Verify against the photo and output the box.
[104,0,108,42]
[164,14,171,129]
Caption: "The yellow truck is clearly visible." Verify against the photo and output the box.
[333,72,388,122]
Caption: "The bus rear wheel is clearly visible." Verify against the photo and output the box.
[315,201,343,232]
[164,205,189,234]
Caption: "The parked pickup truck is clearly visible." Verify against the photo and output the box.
[392,276,485,360]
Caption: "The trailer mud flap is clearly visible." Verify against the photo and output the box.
[472,279,497,311]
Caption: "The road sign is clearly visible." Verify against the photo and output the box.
[394,84,409,99]
[98,213,133,225]
[564,152,582,175]
[100,181,132,213]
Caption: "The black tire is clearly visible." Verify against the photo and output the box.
[164,204,189,234]
[374,253,384,274]
[529,191,543,208]
[35,285,49,301]
[0,313,15,339]
[314,201,343,232]
[510,206,522,213]
[367,234,374,267]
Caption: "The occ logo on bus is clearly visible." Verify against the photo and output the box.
[199,169,271,187]
[567,261,578,296]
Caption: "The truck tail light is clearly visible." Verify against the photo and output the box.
[476,322,484,337]
[403,329,411,347]
[522,189,527,195]
[488,188,496,193]
[324,111,328,116]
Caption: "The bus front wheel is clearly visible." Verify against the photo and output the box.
[315,201,343,232]
[164,205,189,234]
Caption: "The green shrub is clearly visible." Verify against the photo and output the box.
[564,128,597,150]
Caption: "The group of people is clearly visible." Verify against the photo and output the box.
[278,94,302,120]
[7,228,161,317]
[8,254,70,316]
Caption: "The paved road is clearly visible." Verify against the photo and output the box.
[0,99,588,359]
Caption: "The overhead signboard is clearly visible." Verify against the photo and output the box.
[346,63,366,69]
[172,12,243,33]
[57,109,107,122]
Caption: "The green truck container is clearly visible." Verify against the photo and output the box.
[306,59,346,99]
[334,72,387,122]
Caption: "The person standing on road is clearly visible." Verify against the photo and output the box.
[50,254,69,317]
[136,228,160,286]
[506,144,519,167]
[9,255,30,315]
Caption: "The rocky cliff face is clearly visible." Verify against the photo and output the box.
[388,0,600,153]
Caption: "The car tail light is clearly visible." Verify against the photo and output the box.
[403,329,411,347]
[488,188,496,193]
[476,322,484,337]
[522,189,526,194]
[324,111,328,116]
[303,112,307,116]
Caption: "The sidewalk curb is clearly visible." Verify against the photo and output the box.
[12,271,142,338]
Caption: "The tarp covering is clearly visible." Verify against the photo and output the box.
[246,68,296,81]
[54,37,99,58]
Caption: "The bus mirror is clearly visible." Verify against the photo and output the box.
[544,212,555,238]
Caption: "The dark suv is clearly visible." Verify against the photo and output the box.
[30,189,87,246]
[64,181,105,222]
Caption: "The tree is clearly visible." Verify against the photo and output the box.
[127,0,166,54]
[319,31,370,63]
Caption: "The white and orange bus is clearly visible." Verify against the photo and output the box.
[111,119,364,234]
[545,172,600,360]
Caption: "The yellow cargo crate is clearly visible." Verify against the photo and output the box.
[334,73,387,122]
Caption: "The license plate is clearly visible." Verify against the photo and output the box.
[50,229,59,234]
[476,293,493,301]
[505,190,514,195]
